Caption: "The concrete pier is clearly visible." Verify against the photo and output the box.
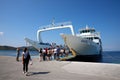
[0,56,120,80]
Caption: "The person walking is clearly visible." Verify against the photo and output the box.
[54,47,57,60]
[42,48,46,61]
[39,48,43,62]
[56,46,60,60]
[22,47,32,76]
[16,48,20,61]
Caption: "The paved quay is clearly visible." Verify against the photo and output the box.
[0,56,120,80]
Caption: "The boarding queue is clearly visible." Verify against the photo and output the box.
[38,46,70,61]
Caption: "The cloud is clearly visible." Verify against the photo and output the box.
[0,32,4,36]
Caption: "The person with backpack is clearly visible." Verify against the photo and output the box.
[22,47,32,76]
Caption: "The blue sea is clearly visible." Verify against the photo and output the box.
[0,50,120,64]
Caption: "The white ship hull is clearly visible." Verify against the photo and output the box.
[61,34,102,56]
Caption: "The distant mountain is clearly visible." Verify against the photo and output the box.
[19,46,37,51]
[0,45,16,50]
[0,45,37,51]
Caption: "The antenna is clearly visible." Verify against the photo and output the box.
[51,18,55,27]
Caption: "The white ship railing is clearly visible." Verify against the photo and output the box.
[76,32,100,38]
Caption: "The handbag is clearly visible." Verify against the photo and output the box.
[29,61,33,65]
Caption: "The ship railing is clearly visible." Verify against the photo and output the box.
[39,21,72,29]
[90,33,100,37]
[94,32,100,37]
[78,32,100,38]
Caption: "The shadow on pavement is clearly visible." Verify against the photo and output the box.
[27,71,50,76]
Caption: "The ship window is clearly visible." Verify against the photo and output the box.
[94,37,99,39]
[84,30,86,33]
[87,30,90,33]
[97,43,99,45]
[86,37,93,40]
[80,31,83,33]
[90,37,93,40]
[80,30,85,33]
[91,30,95,33]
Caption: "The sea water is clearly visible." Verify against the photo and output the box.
[102,51,120,64]
[0,50,120,64]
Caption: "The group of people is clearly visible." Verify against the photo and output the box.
[16,46,70,76]
[39,46,70,61]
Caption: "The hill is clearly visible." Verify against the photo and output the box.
[0,45,16,50]
[0,45,37,51]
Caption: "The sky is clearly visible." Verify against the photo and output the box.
[0,0,120,51]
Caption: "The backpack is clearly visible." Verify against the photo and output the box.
[23,51,30,60]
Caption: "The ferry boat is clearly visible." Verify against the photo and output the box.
[61,26,102,56]
[25,21,102,56]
